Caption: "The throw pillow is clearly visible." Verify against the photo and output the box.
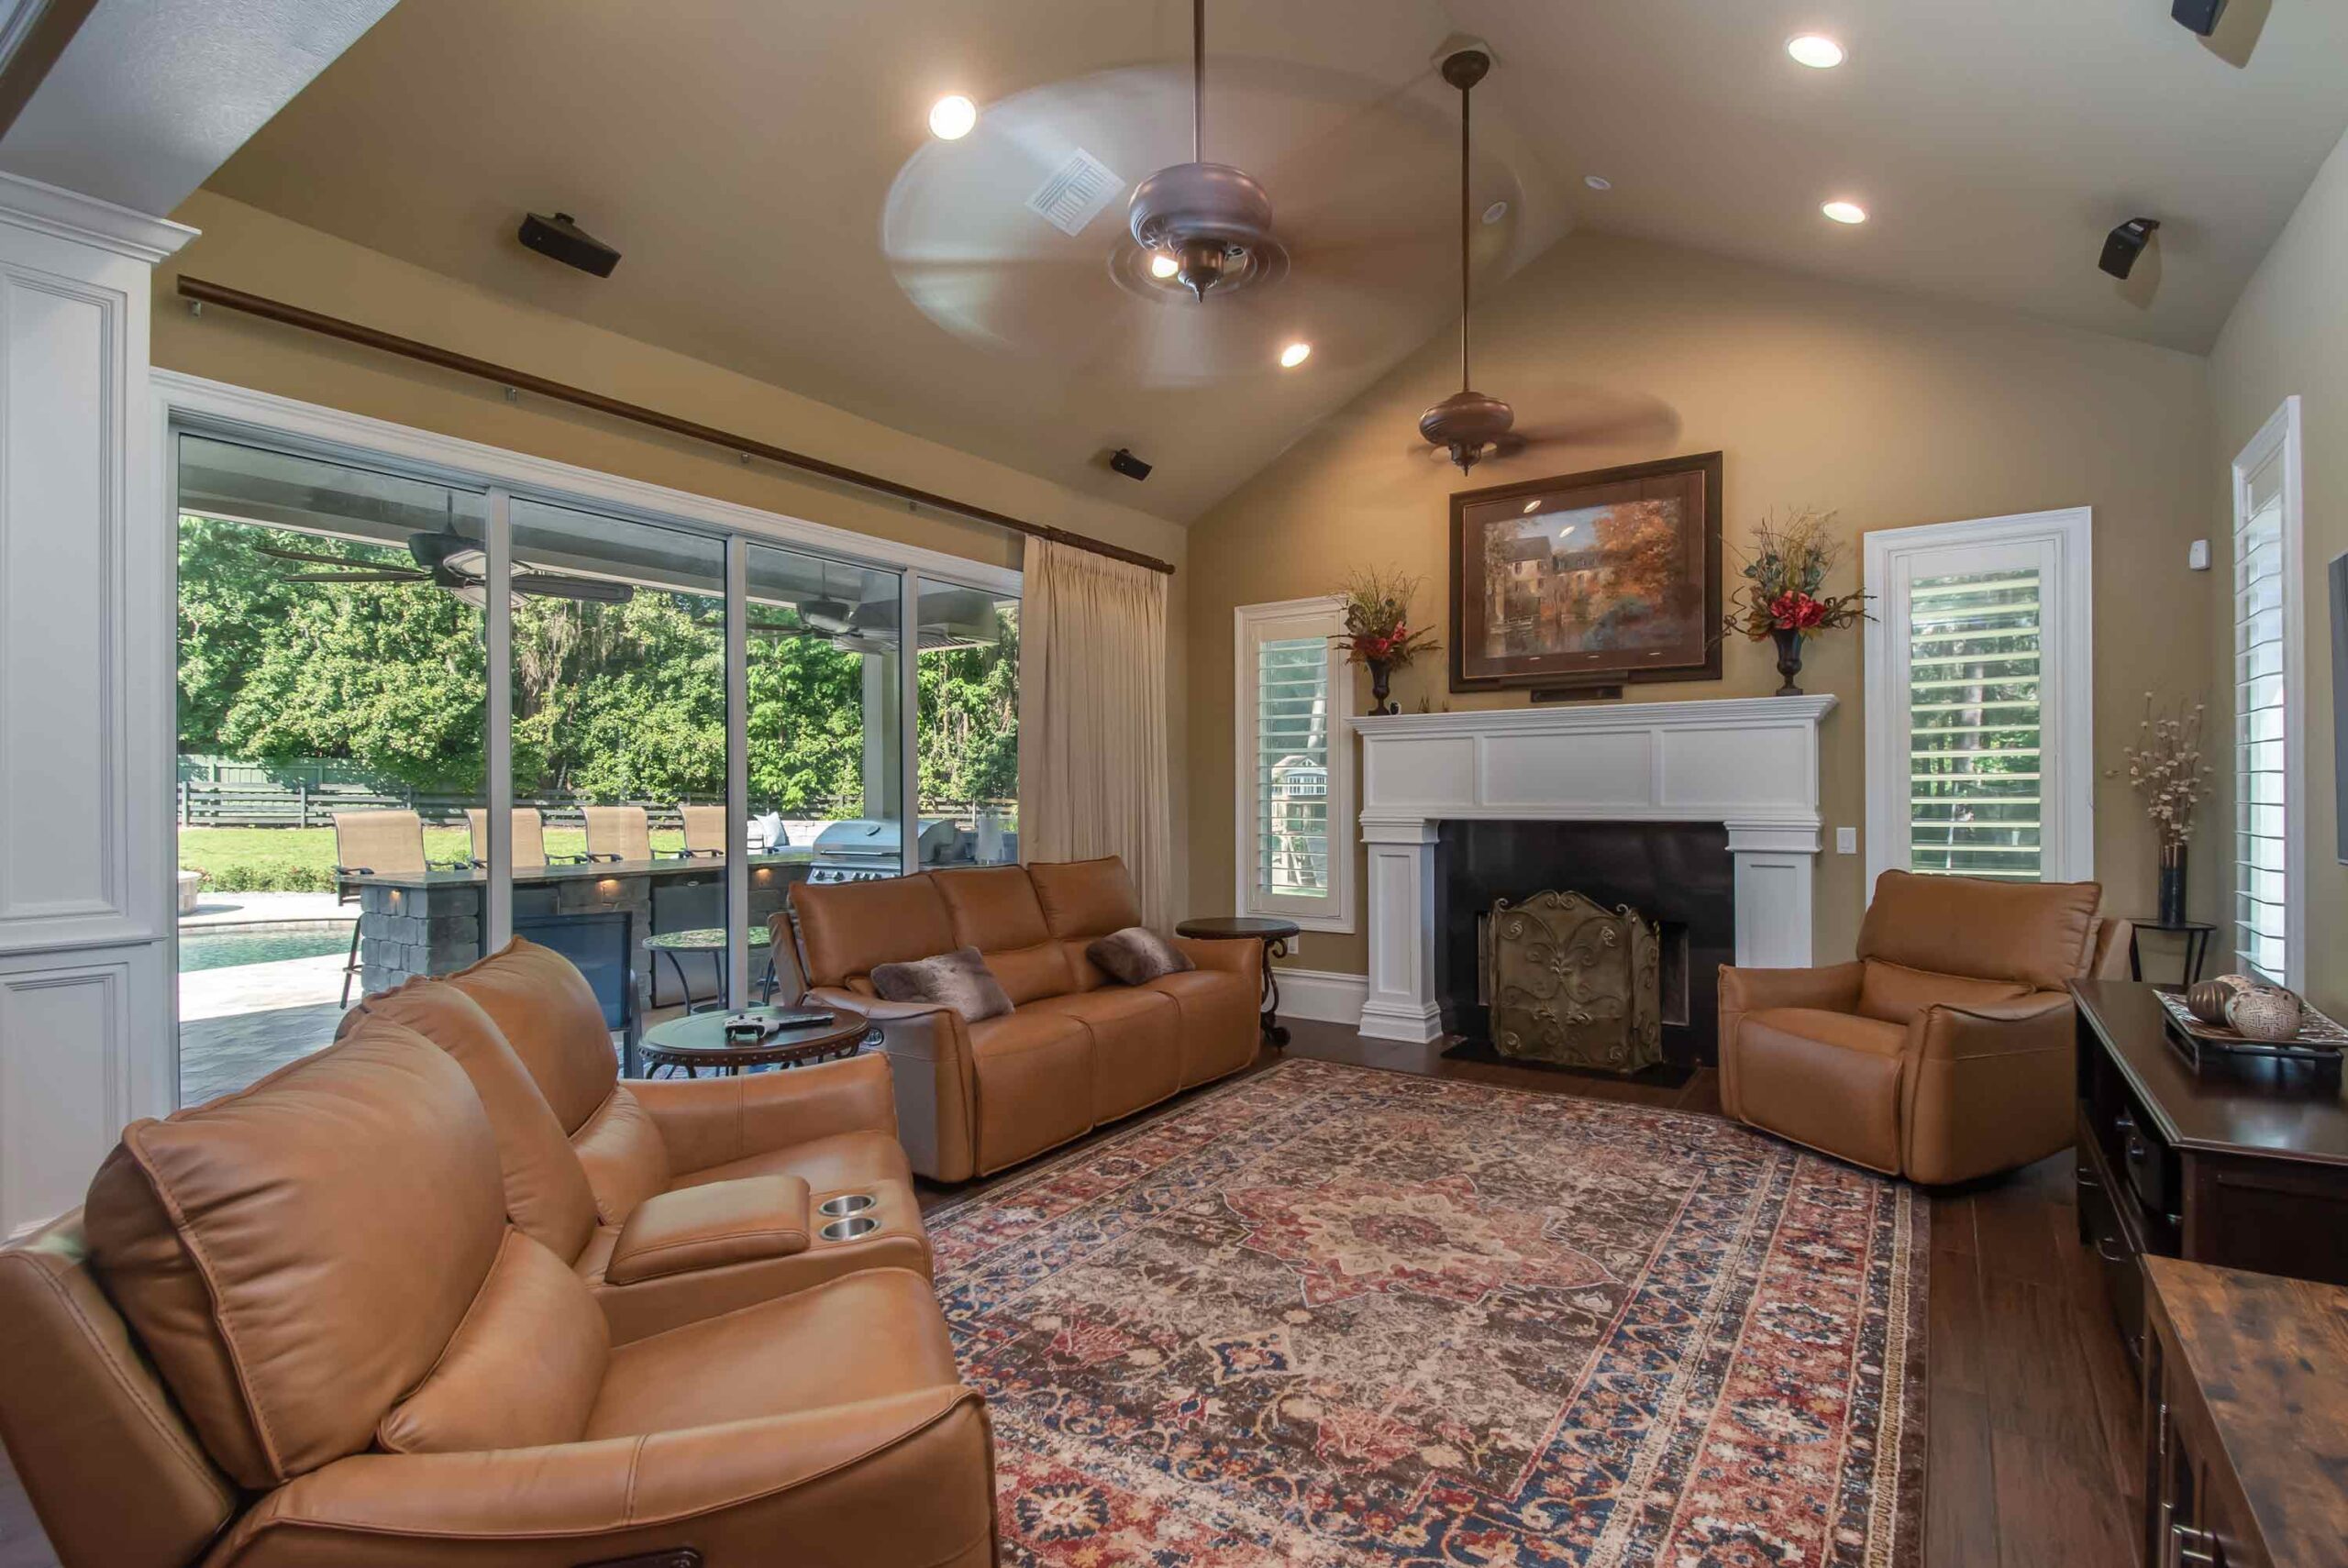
[869,945,1013,1021]
[1088,926,1195,986]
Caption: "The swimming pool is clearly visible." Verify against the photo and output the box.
[178,925,350,973]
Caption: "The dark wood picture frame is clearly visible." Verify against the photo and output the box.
[1447,451,1724,696]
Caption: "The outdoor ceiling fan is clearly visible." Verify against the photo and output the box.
[259,529,635,607]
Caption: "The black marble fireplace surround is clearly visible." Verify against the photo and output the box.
[1434,820,1735,1067]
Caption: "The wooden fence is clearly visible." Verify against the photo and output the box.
[176,778,1007,832]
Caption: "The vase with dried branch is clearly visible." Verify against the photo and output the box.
[2124,693,2211,926]
[1333,569,1440,715]
[1722,508,1870,695]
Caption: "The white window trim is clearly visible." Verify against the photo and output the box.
[1234,595,1355,933]
[2232,396,2305,991]
[1862,507,2094,889]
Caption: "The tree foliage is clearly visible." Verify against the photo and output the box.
[177,516,1020,814]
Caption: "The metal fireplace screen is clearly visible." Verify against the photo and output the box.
[1479,889,1662,1072]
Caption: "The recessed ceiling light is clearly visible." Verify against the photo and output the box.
[1482,200,1510,225]
[1822,199,1867,225]
[1786,34,1845,68]
[1584,174,1612,191]
[927,94,978,140]
[1279,341,1312,369]
[1148,251,1180,279]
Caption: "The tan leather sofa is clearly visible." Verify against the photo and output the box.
[342,937,932,1341]
[1719,870,2129,1186]
[0,1011,995,1568]
[792,856,1262,1181]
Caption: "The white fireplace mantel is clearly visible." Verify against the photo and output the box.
[1354,694,1837,1042]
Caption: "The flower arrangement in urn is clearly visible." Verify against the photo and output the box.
[1334,569,1440,715]
[2123,693,2211,926]
[1722,508,1869,695]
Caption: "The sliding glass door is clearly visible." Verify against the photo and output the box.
[172,421,1017,1104]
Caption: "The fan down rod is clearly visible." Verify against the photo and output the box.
[173,275,1176,577]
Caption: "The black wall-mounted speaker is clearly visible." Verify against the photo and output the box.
[517,211,621,277]
[2171,0,2226,37]
[1109,447,1153,481]
[2099,217,2160,280]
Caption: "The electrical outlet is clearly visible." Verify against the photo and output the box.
[1836,826,1858,855]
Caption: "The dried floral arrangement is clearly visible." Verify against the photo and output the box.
[1723,508,1870,641]
[1333,568,1440,668]
[2125,693,2211,849]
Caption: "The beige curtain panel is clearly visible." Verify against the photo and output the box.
[1016,537,1174,926]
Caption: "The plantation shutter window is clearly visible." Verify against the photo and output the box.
[1864,511,2093,890]
[1235,599,1355,931]
[2230,399,2304,988]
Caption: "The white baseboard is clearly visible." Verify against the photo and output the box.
[1271,966,1369,1024]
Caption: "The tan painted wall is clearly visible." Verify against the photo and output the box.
[2207,127,2348,1017]
[1186,231,2214,977]
[153,192,1191,909]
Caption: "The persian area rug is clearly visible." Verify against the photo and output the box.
[927,1056,1926,1567]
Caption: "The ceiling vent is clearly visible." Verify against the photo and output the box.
[1026,149,1125,236]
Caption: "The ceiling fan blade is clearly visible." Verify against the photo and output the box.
[257,544,398,568]
[511,573,634,603]
[279,569,427,583]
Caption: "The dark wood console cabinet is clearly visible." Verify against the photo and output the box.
[2071,980,2348,1367]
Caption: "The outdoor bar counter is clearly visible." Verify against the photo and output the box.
[343,853,811,1042]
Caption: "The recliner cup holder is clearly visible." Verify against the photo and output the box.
[820,1214,881,1242]
[819,1193,877,1218]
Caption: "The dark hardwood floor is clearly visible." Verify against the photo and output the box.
[0,1018,2142,1567]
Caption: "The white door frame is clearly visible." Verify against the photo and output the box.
[2231,396,2305,991]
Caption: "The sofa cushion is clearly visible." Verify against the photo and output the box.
[665,1129,914,1198]
[932,866,1076,1003]
[583,1269,962,1441]
[1855,958,2033,1026]
[966,1010,1094,1171]
[1027,988,1183,1121]
[870,946,1013,1022]
[376,1228,608,1455]
[1734,1008,1908,1173]
[342,975,600,1262]
[442,938,616,1136]
[1029,856,1145,941]
[83,1019,507,1488]
[570,1085,672,1224]
[1144,968,1261,1088]
[792,875,957,989]
[604,1176,812,1286]
[1857,869,2100,991]
[1088,926,1194,986]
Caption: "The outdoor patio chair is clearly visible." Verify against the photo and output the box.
[580,804,653,863]
[678,803,726,858]
[464,806,586,870]
[330,810,429,1006]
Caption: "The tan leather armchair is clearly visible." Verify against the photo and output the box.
[1718,870,2129,1186]
[792,857,1262,1182]
[0,1017,994,1568]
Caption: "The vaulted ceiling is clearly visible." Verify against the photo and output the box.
[202,0,2348,524]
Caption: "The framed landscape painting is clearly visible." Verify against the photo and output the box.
[1447,451,1723,695]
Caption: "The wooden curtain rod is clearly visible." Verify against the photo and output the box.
[173,275,1176,577]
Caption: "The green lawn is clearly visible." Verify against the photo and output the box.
[179,824,683,892]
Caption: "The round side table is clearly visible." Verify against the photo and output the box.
[638,1002,872,1078]
[2124,919,2218,987]
[1175,916,1301,1045]
[643,926,731,1013]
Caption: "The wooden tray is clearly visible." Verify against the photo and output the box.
[2157,988,2347,1063]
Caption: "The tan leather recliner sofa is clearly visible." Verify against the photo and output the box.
[0,1007,995,1568]
[791,856,1262,1181]
[1719,869,2130,1186]
[341,937,931,1341]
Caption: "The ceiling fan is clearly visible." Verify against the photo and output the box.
[259,529,635,607]
[1125,0,1282,302]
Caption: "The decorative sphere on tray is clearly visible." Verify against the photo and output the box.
[2224,986,2304,1042]
[2186,973,2255,1024]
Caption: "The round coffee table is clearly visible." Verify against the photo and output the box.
[638,1002,872,1077]
[1175,916,1301,1045]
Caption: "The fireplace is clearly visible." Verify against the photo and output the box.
[1480,890,1664,1072]
[1353,695,1835,1046]
[1441,821,1732,1066]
